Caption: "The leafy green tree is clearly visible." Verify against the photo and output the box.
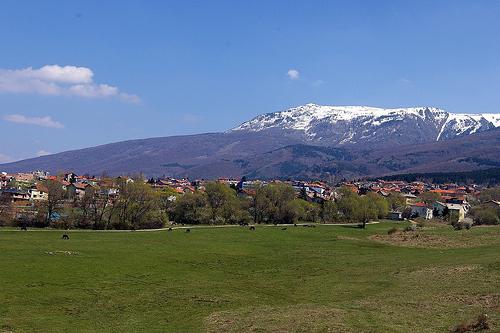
[113,182,164,229]
[387,193,406,211]
[292,199,321,222]
[320,200,339,223]
[366,192,389,219]
[205,182,239,224]
[251,183,298,224]
[173,191,209,225]
[336,187,360,223]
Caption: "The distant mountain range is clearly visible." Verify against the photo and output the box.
[232,104,500,146]
[2,104,500,180]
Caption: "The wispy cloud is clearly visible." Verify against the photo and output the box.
[3,114,64,128]
[287,69,300,80]
[0,65,139,102]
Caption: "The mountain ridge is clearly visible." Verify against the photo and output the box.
[1,103,499,179]
[232,103,500,145]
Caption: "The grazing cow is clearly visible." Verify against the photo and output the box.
[168,227,173,232]
[281,227,287,230]
[20,226,27,231]
[249,226,255,231]
[294,223,297,227]
[185,228,190,233]
[62,234,70,240]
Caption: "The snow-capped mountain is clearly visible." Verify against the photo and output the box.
[232,103,500,146]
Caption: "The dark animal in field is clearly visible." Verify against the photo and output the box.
[20,226,27,231]
[249,226,255,231]
[168,227,173,231]
[281,227,287,230]
[185,228,190,233]
[294,223,297,227]
[62,234,70,240]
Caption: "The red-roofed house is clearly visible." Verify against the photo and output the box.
[410,202,433,219]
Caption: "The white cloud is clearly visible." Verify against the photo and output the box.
[3,114,64,128]
[287,69,300,80]
[36,150,51,157]
[0,65,139,102]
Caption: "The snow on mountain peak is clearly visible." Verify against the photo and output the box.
[231,103,500,143]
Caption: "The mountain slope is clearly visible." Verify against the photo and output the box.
[0,132,302,177]
[227,128,500,180]
[2,103,499,179]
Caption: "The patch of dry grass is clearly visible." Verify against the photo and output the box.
[204,304,350,333]
[369,228,500,249]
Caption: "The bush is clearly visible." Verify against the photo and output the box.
[387,227,399,235]
[451,314,489,333]
[404,224,417,232]
[471,207,499,225]
[452,218,473,231]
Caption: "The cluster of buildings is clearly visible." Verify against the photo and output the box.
[344,179,476,221]
[0,170,488,223]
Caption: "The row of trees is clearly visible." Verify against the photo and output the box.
[10,179,499,229]
[169,183,392,228]
[2,180,396,229]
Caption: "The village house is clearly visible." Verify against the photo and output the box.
[0,188,31,204]
[67,182,92,199]
[433,201,469,221]
[28,183,49,201]
[410,202,433,219]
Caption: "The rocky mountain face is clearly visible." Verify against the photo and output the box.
[1,104,499,179]
[232,104,500,147]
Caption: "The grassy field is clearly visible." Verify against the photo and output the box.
[0,222,499,332]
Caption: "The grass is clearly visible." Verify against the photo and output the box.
[0,222,499,332]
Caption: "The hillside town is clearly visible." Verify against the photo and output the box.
[1,169,498,229]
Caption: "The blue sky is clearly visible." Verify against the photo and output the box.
[1,1,499,162]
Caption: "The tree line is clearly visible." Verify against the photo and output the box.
[4,178,497,229]
[1,180,395,229]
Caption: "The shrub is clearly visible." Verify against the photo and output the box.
[452,219,473,231]
[452,221,463,230]
[451,314,489,333]
[404,224,417,232]
[462,218,473,230]
[471,207,500,225]
[387,227,399,235]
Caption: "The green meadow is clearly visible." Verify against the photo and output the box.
[0,222,499,332]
